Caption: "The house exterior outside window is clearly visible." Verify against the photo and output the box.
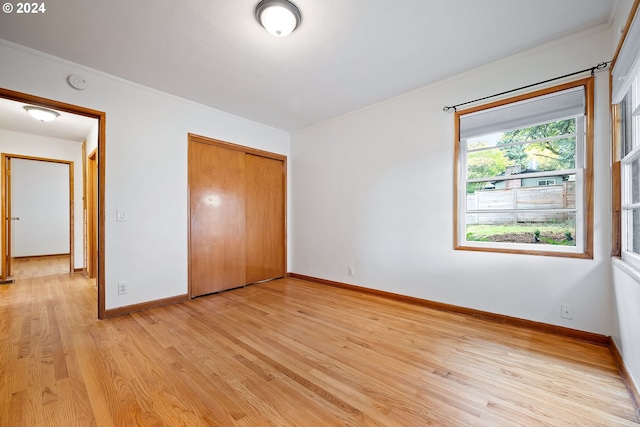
[454,78,594,258]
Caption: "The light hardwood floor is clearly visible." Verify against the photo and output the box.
[10,255,71,279]
[0,259,638,426]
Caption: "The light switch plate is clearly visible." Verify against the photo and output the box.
[116,209,127,222]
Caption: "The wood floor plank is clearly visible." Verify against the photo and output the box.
[0,256,638,426]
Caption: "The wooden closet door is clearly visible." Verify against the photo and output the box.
[189,141,246,297]
[245,154,285,284]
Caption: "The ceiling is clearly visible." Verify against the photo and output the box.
[0,0,619,132]
[0,97,96,141]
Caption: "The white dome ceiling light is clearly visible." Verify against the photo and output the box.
[255,0,301,38]
[23,106,60,122]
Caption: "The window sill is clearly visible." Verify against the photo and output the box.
[612,256,640,284]
[456,242,592,259]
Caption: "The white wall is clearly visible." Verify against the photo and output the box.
[0,39,290,310]
[612,261,640,396]
[11,159,69,257]
[85,120,98,156]
[0,129,83,271]
[291,28,613,335]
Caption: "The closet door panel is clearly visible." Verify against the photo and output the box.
[190,142,246,296]
[245,154,285,284]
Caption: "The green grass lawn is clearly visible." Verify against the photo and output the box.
[466,221,575,245]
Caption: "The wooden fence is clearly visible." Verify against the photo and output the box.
[467,182,575,225]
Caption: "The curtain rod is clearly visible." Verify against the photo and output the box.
[442,61,610,113]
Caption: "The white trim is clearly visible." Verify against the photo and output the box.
[621,83,640,255]
[613,255,640,284]
[621,134,640,162]
[612,6,640,103]
[461,240,582,253]
[574,168,585,250]
[468,208,576,214]
[466,133,576,153]
[466,169,576,184]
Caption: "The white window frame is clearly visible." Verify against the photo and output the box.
[454,78,594,258]
[620,71,640,266]
[612,3,640,265]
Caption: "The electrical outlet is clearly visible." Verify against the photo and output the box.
[118,281,129,295]
[561,303,573,320]
[347,265,355,277]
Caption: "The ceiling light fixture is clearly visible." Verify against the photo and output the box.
[23,106,60,122]
[255,0,301,38]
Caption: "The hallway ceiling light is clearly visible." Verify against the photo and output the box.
[255,0,301,37]
[23,106,60,122]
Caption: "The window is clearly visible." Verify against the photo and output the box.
[455,78,593,257]
[613,4,640,265]
[618,70,640,261]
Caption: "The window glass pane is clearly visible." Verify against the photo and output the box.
[466,119,576,181]
[466,212,576,246]
[630,208,640,255]
[496,118,575,144]
[465,143,508,182]
[466,175,575,212]
[496,119,577,171]
[632,158,640,204]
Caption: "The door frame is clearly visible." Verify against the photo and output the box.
[187,133,287,298]
[2,154,75,276]
[86,148,98,279]
[0,88,107,319]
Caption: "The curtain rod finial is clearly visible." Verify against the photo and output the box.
[592,62,609,75]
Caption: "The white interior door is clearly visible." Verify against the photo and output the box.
[11,159,70,258]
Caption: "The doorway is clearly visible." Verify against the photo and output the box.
[1,155,74,278]
[0,88,107,318]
